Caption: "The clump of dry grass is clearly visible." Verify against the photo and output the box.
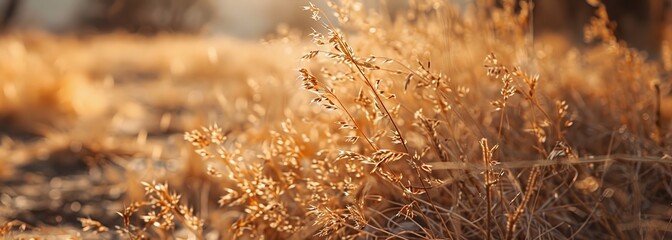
[114,181,203,239]
[160,0,672,239]
[186,1,670,239]
[140,0,672,238]
[3,0,672,239]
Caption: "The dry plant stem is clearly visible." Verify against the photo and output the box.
[654,83,663,146]
[481,138,493,240]
[505,166,541,240]
[324,89,378,150]
[567,192,608,239]
[498,107,506,139]
[323,21,410,155]
[509,73,558,142]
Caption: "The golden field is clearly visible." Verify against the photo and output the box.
[1,0,672,239]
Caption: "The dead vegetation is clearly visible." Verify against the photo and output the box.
[1,0,672,239]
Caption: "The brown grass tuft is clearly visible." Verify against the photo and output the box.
[2,0,672,239]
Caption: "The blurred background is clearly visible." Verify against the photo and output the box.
[1,0,670,55]
[1,0,299,37]
[0,0,403,37]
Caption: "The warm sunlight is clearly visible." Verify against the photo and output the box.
[1,0,671,239]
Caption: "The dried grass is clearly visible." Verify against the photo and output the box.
[1,0,672,239]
